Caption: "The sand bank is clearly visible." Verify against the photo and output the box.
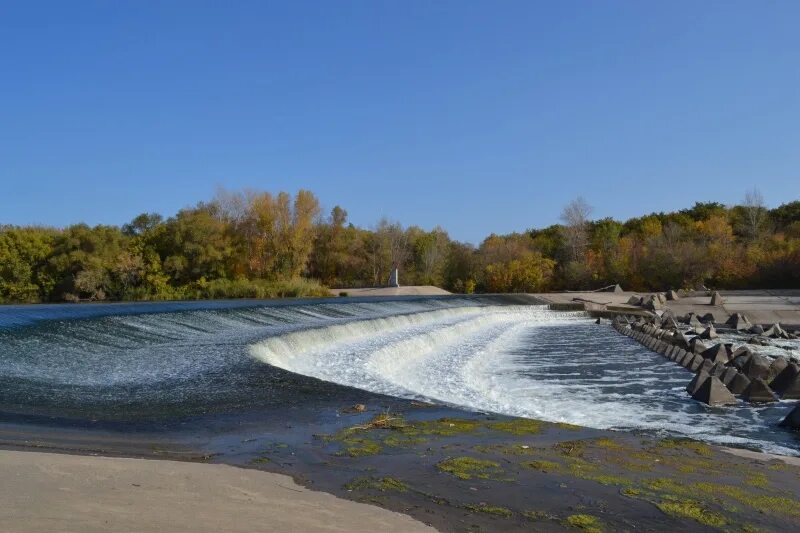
[534,289,800,327]
[329,285,451,296]
[0,449,435,533]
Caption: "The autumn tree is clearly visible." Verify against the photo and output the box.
[560,197,592,261]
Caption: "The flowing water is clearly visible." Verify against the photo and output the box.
[1,297,798,454]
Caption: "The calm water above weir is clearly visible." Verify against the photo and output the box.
[1,297,798,455]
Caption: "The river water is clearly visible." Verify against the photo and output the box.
[1,297,798,454]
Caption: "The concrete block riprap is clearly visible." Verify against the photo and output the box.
[764,323,789,339]
[777,371,800,400]
[688,354,704,372]
[727,373,751,395]
[742,355,771,381]
[692,375,737,406]
[771,364,800,397]
[687,371,711,396]
[780,404,800,429]
[711,291,725,306]
[699,326,718,340]
[599,293,800,428]
[709,362,727,377]
[691,339,709,355]
[701,312,717,324]
[742,378,779,404]
[769,357,789,381]
[726,313,752,331]
[720,367,739,386]
[666,290,680,301]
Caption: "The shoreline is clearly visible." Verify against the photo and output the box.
[0,448,435,533]
[2,292,800,530]
[3,397,800,532]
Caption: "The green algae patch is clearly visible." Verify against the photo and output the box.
[744,473,769,488]
[339,439,382,457]
[464,503,513,517]
[345,476,408,492]
[382,434,424,448]
[622,487,644,497]
[580,473,634,487]
[473,443,538,456]
[616,459,654,473]
[694,483,800,517]
[331,414,550,453]
[555,422,582,431]
[564,456,600,474]
[767,461,792,471]
[249,456,271,464]
[655,438,713,457]
[488,418,543,435]
[414,418,482,436]
[437,456,503,480]
[631,446,717,475]
[592,437,625,450]
[323,410,800,529]
[656,499,727,528]
[563,513,604,532]
[643,477,688,495]
[553,439,588,458]
[638,476,800,520]
[523,459,561,472]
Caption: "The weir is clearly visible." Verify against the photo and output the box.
[0,296,798,455]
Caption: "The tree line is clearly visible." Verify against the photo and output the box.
[1,188,799,303]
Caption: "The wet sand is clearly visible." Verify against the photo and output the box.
[0,449,435,533]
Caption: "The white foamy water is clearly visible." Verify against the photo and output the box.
[251,305,800,456]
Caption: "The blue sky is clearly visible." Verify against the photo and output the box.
[1,1,798,244]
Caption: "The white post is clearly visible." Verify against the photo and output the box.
[388,268,399,287]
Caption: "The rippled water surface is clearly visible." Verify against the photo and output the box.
[2,298,799,454]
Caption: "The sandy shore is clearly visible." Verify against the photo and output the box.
[0,450,435,533]
[534,289,800,327]
[720,446,800,466]
[329,285,451,296]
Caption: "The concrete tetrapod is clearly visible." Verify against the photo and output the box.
[780,404,800,429]
[691,375,737,406]
[710,291,724,305]
[776,370,800,400]
[742,378,779,404]
[727,373,751,395]
[741,355,771,381]
[768,357,789,381]
[686,371,711,396]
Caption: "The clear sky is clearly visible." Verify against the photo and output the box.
[1,1,798,244]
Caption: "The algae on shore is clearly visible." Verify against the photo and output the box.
[345,476,408,492]
[464,503,513,517]
[322,411,800,532]
[436,456,503,480]
[563,513,604,532]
